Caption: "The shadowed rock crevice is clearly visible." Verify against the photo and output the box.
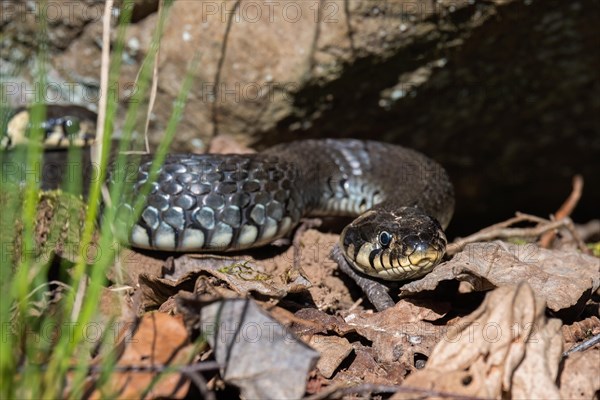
[2,0,598,236]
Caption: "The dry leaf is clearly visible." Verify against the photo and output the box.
[337,345,408,386]
[562,316,600,344]
[171,255,311,297]
[138,272,197,309]
[136,253,311,310]
[92,313,193,399]
[343,299,449,367]
[198,298,319,400]
[559,348,600,399]
[401,241,600,311]
[393,283,563,399]
[308,335,353,379]
[292,308,354,337]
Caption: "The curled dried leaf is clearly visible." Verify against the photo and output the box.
[401,241,600,311]
[393,283,563,399]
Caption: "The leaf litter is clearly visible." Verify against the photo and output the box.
[41,179,599,399]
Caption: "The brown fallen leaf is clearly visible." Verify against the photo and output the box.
[136,252,312,310]
[562,316,600,344]
[336,345,409,386]
[91,312,194,399]
[292,308,355,337]
[309,335,354,379]
[342,299,449,367]
[392,283,563,399]
[171,254,311,297]
[138,272,198,310]
[559,348,600,399]
[401,241,600,311]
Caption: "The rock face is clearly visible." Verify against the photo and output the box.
[1,0,598,235]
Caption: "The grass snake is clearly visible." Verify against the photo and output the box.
[3,106,454,281]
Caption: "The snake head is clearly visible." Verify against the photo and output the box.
[339,206,447,281]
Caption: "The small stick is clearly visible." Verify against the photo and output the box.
[304,382,489,400]
[478,213,547,232]
[562,333,600,358]
[540,175,584,248]
[447,215,588,256]
[330,245,395,311]
[142,0,165,154]
[96,1,114,211]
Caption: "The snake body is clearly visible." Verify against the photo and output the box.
[113,139,454,280]
[2,107,454,281]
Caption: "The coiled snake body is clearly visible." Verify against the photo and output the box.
[2,107,454,281]
[114,139,454,280]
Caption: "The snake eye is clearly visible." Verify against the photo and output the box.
[62,117,80,137]
[378,231,392,247]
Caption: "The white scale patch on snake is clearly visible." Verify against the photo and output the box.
[237,224,258,246]
[155,222,176,248]
[181,228,204,250]
[328,143,386,215]
[209,222,233,248]
[277,217,292,236]
[338,144,367,176]
[131,225,150,247]
[261,217,278,241]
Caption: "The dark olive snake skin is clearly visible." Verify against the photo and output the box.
[112,139,455,280]
[1,106,454,280]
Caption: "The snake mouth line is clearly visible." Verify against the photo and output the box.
[342,242,445,281]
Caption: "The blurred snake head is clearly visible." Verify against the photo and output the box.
[1,106,96,150]
[340,206,447,281]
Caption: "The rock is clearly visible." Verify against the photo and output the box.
[2,0,598,235]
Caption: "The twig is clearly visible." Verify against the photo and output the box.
[19,360,220,374]
[182,370,216,400]
[447,214,589,256]
[22,359,220,399]
[540,175,584,248]
[73,1,114,323]
[269,306,325,331]
[92,0,114,168]
[330,244,395,311]
[562,333,600,358]
[481,212,548,231]
[97,1,114,212]
[575,219,600,242]
[304,382,491,400]
[108,285,134,292]
[142,0,164,154]
[70,275,89,326]
[347,297,363,312]
[211,0,241,137]
[23,280,71,300]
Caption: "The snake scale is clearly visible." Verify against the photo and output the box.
[3,107,454,281]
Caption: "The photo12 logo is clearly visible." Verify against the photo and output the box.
[1,81,138,104]
[201,1,339,24]
[200,81,298,103]
[1,1,107,24]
